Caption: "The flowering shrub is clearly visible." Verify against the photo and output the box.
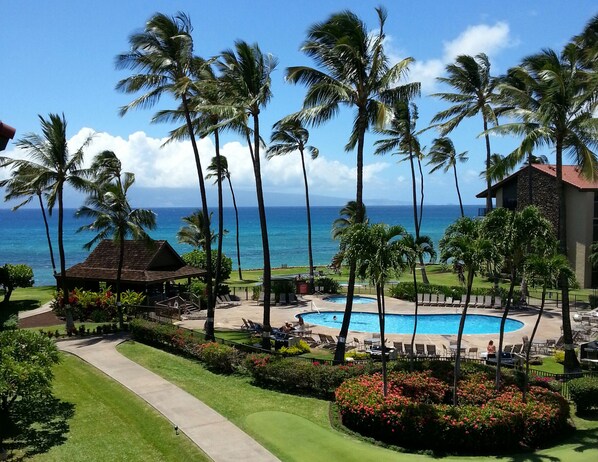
[52,287,145,321]
[335,371,570,453]
[195,342,241,373]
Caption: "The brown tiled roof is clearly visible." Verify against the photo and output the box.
[532,164,598,190]
[477,164,598,198]
[62,240,205,284]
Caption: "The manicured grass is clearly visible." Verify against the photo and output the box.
[24,322,112,336]
[531,356,564,374]
[118,340,598,461]
[1,285,54,316]
[24,354,207,461]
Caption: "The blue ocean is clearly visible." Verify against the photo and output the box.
[0,205,478,287]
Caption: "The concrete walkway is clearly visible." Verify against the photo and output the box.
[57,335,280,462]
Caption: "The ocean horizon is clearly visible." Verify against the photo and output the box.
[0,205,480,287]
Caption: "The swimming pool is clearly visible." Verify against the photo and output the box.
[300,311,524,335]
[323,295,376,304]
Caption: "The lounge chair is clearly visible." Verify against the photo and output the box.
[354,337,365,352]
[428,293,438,306]
[404,343,413,357]
[393,342,404,357]
[417,293,425,305]
[482,295,493,308]
[512,344,523,354]
[223,294,241,306]
[503,344,513,353]
[288,293,299,305]
[468,347,478,358]
[426,344,439,358]
[278,293,288,306]
[493,296,502,308]
[415,343,426,356]
[432,293,446,307]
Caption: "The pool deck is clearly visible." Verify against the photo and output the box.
[177,293,565,356]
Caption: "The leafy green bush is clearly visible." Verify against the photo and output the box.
[0,263,34,304]
[554,350,565,364]
[315,277,340,294]
[569,376,598,413]
[244,356,376,399]
[279,340,310,356]
[53,287,146,322]
[182,249,232,281]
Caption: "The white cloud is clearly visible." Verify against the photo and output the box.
[443,22,511,62]
[0,129,393,201]
[388,22,513,92]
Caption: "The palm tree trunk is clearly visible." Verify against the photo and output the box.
[181,94,214,340]
[378,283,388,397]
[299,149,315,292]
[483,117,493,212]
[523,287,546,402]
[334,261,356,364]
[417,155,424,233]
[453,269,474,405]
[496,272,516,389]
[38,192,56,274]
[453,165,464,217]
[334,113,366,364]
[408,143,429,285]
[556,140,580,372]
[251,113,272,349]
[213,129,224,305]
[57,185,74,333]
[227,176,243,280]
[116,236,125,329]
[410,267,419,371]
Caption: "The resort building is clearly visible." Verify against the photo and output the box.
[477,164,598,288]
[58,239,205,296]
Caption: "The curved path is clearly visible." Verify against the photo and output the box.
[57,335,279,462]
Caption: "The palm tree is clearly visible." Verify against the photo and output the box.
[523,246,572,401]
[177,210,215,250]
[77,162,155,328]
[492,45,598,372]
[440,217,494,405]
[0,165,57,274]
[427,137,468,217]
[286,7,420,363]
[374,101,431,284]
[217,40,277,349]
[0,113,91,332]
[342,222,407,396]
[482,206,553,388]
[432,53,500,213]
[206,155,243,280]
[330,201,369,275]
[267,120,319,290]
[401,233,436,368]
[115,12,216,340]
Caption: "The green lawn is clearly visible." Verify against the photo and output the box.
[21,354,208,461]
[118,340,598,462]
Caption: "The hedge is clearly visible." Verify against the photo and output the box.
[569,376,598,413]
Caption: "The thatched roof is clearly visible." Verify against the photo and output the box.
[61,240,205,285]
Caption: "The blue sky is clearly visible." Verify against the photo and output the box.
[2,0,597,208]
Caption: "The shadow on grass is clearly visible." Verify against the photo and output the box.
[2,395,75,460]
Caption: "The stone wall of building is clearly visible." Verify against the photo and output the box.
[517,167,559,234]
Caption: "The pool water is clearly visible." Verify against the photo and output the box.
[300,311,524,335]
[323,295,375,304]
